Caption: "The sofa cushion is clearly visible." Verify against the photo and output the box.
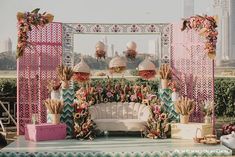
[89,102,151,120]
[94,119,146,131]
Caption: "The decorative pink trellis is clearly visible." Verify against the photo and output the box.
[170,23,215,124]
[17,22,215,135]
[17,22,63,135]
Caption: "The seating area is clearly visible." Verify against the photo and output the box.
[1,3,235,157]
[89,102,151,131]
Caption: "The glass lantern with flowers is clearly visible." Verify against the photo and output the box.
[201,100,214,124]
[47,79,61,100]
[168,81,180,102]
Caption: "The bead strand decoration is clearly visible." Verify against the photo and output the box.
[181,15,218,59]
[16,8,54,59]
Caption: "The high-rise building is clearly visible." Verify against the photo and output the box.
[183,0,194,18]
[0,38,12,54]
[213,0,235,66]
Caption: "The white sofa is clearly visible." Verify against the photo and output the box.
[89,102,151,132]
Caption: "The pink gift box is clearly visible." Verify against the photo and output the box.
[25,123,67,141]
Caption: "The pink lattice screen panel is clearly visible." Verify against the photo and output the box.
[170,23,214,123]
[17,22,62,135]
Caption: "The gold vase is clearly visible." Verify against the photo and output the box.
[51,114,61,124]
[161,79,169,89]
[204,116,211,124]
[62,80,69,89]
[180,115,189,124]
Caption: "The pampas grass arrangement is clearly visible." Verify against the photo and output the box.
[159,64,172,89]
[174,97,196,123]
[159,64,172,80]
[175,97,195,115]
[57,64,73,89]
[57,64,74,81]
[44,99,64,114]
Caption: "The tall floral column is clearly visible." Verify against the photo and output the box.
[61,88,74,138]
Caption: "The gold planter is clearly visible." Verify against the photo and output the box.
[204,116,211,124]
[61,80,69,89]
[180,115,189,124]
[161,79,169,89]
[51,114,61,124]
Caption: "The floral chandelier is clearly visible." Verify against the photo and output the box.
[124,41,137,60]
[95,41,106,60]
[138,58,156,80]
[109,53,126,74]
[73,58,91,83]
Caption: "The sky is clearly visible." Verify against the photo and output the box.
[0,0,213,54]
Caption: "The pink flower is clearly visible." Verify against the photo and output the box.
[106,91,113,98]
[130,94,137,101]
[80,102,88,109]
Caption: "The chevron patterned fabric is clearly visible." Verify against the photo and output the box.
[61,88,75,138]
[159,88,179,122]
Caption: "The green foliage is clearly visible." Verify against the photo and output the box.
[0,52,16,70]
[214,78,235,117]
[0,78,16,97]
[74,78,159,95]
[1,77,235,117]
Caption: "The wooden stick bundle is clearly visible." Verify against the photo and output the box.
[174,97,195,115]
[159,64,172,79]
[44,99,64,114]
[57,64,73,81]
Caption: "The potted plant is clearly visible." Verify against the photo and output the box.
[44,99,64,124]
[159,64,172,89]
[174,97,195,124]
[201,100,214,124]
[47,80,61,100]
[57,64,74,89]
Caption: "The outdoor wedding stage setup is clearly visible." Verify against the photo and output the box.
[0,9,234,157]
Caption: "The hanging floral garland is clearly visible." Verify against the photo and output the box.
[16,8,54,59]
[181,15,218,60]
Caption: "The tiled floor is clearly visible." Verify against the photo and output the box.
[0,136,232,157]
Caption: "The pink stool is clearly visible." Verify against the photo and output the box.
[25,123,67,141]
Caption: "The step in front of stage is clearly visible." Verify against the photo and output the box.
[0,136,232,157]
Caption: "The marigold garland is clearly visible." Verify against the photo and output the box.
[16,8,54,59]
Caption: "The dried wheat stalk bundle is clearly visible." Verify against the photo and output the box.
[57,64,73,81]
[159,64,172,79]
[174,97,195,115]
[44,99,64,114]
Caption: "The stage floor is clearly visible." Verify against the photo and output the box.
[0,136,232,157]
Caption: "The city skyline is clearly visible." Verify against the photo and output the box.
[0,0,213,52]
